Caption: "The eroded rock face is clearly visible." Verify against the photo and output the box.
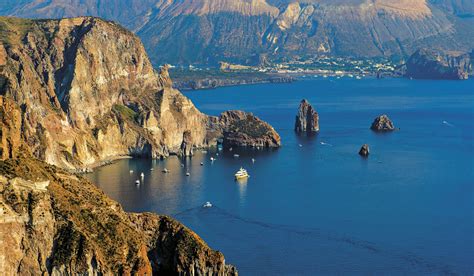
[359,144,370,157]
[0,157,237,275]
[406,49,472,80]
[0,17,208,170]
[208,111,281,148]
[371,115,395,131]
[295,99,319,133]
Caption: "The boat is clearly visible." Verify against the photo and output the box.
[203,202,212,208]
[140,172,145,178]
[135,180,140,185]
[150,168,154,171]
[210,157,215,161]
[186,172,190,176]
[162,168,169,173]
[235,167,249,180]
[129,170,134,173]
[233,154,240,158]
[200,162,204,166]
[251,158,255,163]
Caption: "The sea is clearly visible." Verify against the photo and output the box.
[87,77,474,275]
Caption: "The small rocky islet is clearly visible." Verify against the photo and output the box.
[293,100,397,155]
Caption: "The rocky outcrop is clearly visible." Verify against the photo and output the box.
[0,17,208,170]
[0,157,237,275]
[359,144,370,157]
[208,111,281,148]
[371,115,395,131]
[406,48,472,80]
[295,99,319,133]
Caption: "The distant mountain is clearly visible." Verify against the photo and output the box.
[2,0,474,66]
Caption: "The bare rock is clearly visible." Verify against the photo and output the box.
[371,115,395,131]
[0,157,238,275]
[359,144,370,157]
[210,110,281,148]
[295,99,319,133]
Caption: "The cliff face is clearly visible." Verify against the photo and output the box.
[0,17,208,170]
[0,157,237,275]
[3,0,473,65]
[208,111,281,148]
[295,99,319,133]
[406,48,472,79]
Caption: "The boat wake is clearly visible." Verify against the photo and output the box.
[172,205,456,274]
[442,120,455,127]
[320,141,333,146]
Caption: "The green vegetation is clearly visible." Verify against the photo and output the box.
[0,17,36,46]
[230,115,270,138]
[112,104,137,121]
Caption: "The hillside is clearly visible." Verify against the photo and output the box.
[1,0,473,65]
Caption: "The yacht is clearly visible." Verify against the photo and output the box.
[235,168,249,180]
[203,202,212,208]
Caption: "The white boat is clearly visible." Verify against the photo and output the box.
[130,170,134,173]
[162,168,169,173]
[235,167,249,180]
[203,201,212,208]
[150,168,154,171]
[210,157,215,161]
[200,162,204,166]
[186,172,190,176]
[233,154,240,158]
[135,180,140,185]
[140,172,145,178]
[251,158,255,163]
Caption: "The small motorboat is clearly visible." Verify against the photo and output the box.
[130,170,134,173]
[162,168,169,173]
[251,158,255,163]
[233,154,240,158]
[210,157,215,161]
[140,172,145,178]
[181,163,185,168]
[186,172,190,176]
[235,167,249,180]
[299,144,303,147]
[200,162,204,166]
[135,180,140,185]
[150,168,154,171]
[203,202,212,208]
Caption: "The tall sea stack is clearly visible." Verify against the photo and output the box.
[295,99,319,133]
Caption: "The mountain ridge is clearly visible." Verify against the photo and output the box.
[1,1,473,65]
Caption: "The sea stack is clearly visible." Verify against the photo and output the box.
[359,144,370,157]
[295,99,319,133]
[371,115,395,131]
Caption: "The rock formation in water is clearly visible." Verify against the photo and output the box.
[0,17,280,171]
[406,48,472,80]
[359,144,370,157]
[0,157,237,275]
[295,99,319,133]
[371,115,395,131]
[207,111,281,148]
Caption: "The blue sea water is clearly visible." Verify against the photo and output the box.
[88,78,474,275]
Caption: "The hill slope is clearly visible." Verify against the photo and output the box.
[1,1,474,65]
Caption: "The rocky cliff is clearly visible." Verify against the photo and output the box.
[208,111,281,148]
[2,1,473,65]
[405,48,472,79]
[295,99,319,133]
[0,17,207,170]
[0,157,237,275]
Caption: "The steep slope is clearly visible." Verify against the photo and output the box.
[0,17,209,170]
[0,157,237,275]
[2,0,473,65]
